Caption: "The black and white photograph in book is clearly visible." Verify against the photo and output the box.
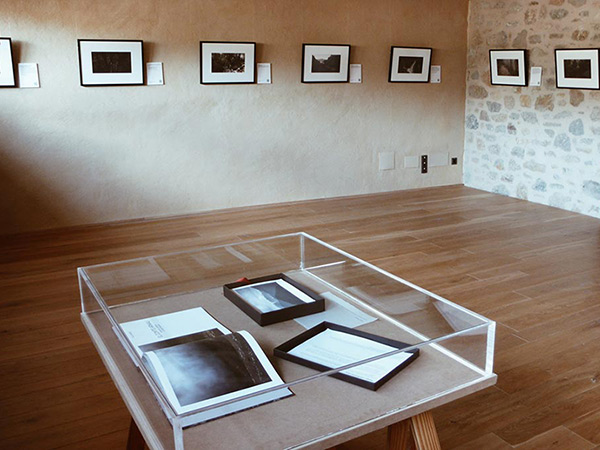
[200,42,256,84]
[0,37,16,87]
[302,44,350,83]
[555,49,600,89]
[78,39,144,86]
[389,47,432,83]
[148,333,271,408]
[489,49,527,86]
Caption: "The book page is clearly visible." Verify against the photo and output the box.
[288,329,414,383]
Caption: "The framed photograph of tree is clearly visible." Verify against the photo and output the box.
[200,42,256,84]
[489,49,527,86]
[555,48,600,90]
[302,44,351,83]
[78,39,144,87]
[0,37,16,88]
[388,47,432,83]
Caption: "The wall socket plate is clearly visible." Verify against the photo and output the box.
[451,157,458,165]
[421,155,428,174]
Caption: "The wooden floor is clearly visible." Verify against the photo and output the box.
[1,185,600,449]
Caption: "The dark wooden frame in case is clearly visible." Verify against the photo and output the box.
[0,37,16,88]
[200,41,256,85]
[274,322,420,391]
[489,49,528,87]
[554,48,600,90]
[77,39,145,87]
[388,46,433,83]
[223,273,324,326]
[301,43,351,83]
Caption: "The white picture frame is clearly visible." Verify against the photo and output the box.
[78,39,144,87]
[0,37,16,88]
[555,48,600,90]
[389,47,432,83]
[302,44,350,83]
[489,49,527,87]
[200,42,256,84]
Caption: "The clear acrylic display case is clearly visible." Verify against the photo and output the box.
[79,233,496,450]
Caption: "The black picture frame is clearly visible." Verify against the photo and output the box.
[555,48,600,90]
[388,46,432,83]
[223,273,325,326]
[77,39,145,87]
[301,43,351,83]
[489,49,528,87]
[274,322,420,391]
[0,37,16,88]
[200,41,256,85]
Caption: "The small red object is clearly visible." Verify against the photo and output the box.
[235,277,250,283]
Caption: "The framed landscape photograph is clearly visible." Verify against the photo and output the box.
[0,37,16,88]
[555,48,600,90]
[302,44,351,83]
[489,49,527,86]
[388,47,432,83]
[200,42,256,84]
[78,39,144,87]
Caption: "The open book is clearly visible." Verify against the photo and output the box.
[120,307,292,426]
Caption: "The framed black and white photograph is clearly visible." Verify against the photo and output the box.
[223,273,324,326]
[0,37,16,88]
[489,49,527,86]
[200,42,256,84]
[78,39,144,87]
[555,48,600,90]
[302,44,351,83]
[388,47,432,83]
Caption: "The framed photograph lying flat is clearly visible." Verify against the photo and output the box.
[200,42,256,84]
[223,273,324,326]
[0,37,16,88]
[489,49,527,86]
[302,44,351,83]
[555,48,600,90]
[389,47,432,83]
[78,39,144,86]
[274,322,420,391]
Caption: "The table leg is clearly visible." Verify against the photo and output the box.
[388,412,441,450]
[127,418,148,450]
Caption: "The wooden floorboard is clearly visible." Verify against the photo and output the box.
[1,185,599,449]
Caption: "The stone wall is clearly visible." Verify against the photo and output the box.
[464,0,600,218]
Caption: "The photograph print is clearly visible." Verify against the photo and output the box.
[389,47,432,83]
[555,49,599,90]
[302,44,350,83]
[489,49,527,86]
[78,39,144,86]
[200,42,256,84]
[0,37,16,88]
[233,279,315,314]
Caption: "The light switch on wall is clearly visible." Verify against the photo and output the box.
[429,152,449,167]
[404,155,419,169]
[378,152,395,171]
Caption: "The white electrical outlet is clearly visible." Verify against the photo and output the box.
[404,155,419,169]
[378,152,395,171]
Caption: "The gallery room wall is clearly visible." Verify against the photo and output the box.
[463,0,600,218]
[0,0,468,235]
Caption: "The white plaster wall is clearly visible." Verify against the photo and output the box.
[0,0,468,234]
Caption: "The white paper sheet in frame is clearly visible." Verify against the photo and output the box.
[302,44,350,83]
[78,40,144,86]
[201,42,256,84]
[0,38,16,87]
[490,50,527,86]
[555,49,600,90]
[389,47,432,83]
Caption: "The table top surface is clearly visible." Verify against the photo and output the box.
[80,233,497,449]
